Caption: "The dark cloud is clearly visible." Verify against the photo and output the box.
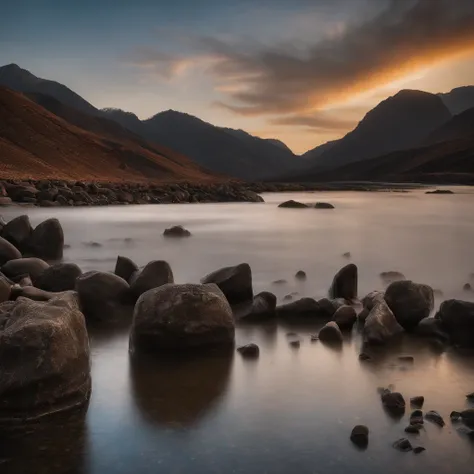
[269,113,359,131]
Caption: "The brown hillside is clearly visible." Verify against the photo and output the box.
[0,87,215,182]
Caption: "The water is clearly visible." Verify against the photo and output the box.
[1,189,474,474]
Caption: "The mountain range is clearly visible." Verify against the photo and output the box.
[0,63,473,184]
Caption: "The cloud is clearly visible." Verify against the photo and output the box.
[269,113,359,132]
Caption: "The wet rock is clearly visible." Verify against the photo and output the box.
[5,184,39,203]
[410,396,424,408]
[237,343,259,358]
[380,271,406,285]
[435,300,474,348]
[426,189,454,194]
[329,264,357,300]
[0,236,21,265]
[363,300,404,345]
[272,279,287,285]
[201,263,252,305]
[384,280,434,331]
[398,355,414,363]
[460,409,474,423]
[278,200,308,208]
[283,294,293,301]
[276,298,324,318]
[425,410,445,427]
[350,425,369,447]
[235,291,276,322]
[414,317,449,341]
[289,340,301,348]
[413,447,426,454]
[0,197,12,206]
[361,291,385,311]
[382,392,406,415]
[392,438,412,452]
[0,292,90,420]
[37,263,82,292]
[410,410,424,425]
[317,297,342,318]
[76,271,131,322]
[342,252,351,258]
[334,305,357,330]
[2,257,49,285]
[2,215,32,250]
[295,270,306,280]
[405,425,421,434]
[130,260,174,299]
[114,255,139,283]
[29,218,64,260]
[18,274,32,287]
[463,283,472,291]
[357,308,370,324]
[314,202,334,209]
[467,392,474,400]
[10,285,56,301]
[310,334,319,342]
[130,283,235,352]
[83,241,102,248]
[318,321,343,344]
[450,411,461,421]
[163,225,191,237]
[359,352,371,361]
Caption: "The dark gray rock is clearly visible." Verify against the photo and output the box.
[392,438,412,452]
[413,447,426,454]
[276,298,324,318]
[425,410,445,427]
[314,202,335,209]
[384,280,434,331]
[114,255,139,283]
[460,409,474,423]
[237,343,259,358]
[436,300,474,347]
[278,200,308,208]
[2,215,32,250]
[2,257,49,285]
[37,263,82,292]
[410,396,424,408]
[380,271,406,285]
[130,283,235,352]
[130,260,174,299]
[201,263,252,305]
[329,264,357,300]
[10,285,56,301]
[334,305,357,330]
[358,352,371,361]
[350,425,369,447]
[405,425,421,434]
[295,270,306,280]
[29,218,64,260]
[463,283,472,291]
[0,236,21,265]
[410,409,424,425]
[414,317,449,341]
[289,340,301,348]
[235,291,276,322]
[363,300,404,345]
[450,411,461,421]
[382,392,406,415]
[467,392,474,400]
[163,225,191,237]
[318,321,343,344]
[398,355,414,363]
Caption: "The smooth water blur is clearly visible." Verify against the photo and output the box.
[1,189,474,474]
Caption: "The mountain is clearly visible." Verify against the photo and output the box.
[425,106,474,145]
[0,87,213,182]
[438,86,474,115]
[100,108,144,135]
[265,139,293,153]
[301,90,452,170]
[301,140,338,159]
[0,63,100,116]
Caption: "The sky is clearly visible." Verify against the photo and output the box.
[1,0,474,154]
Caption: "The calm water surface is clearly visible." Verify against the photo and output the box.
[1,189,474,474]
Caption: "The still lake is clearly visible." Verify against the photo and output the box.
[1,189,474,474]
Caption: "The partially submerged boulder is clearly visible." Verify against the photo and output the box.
[435,299,474,348]
[29,218,64,260]
[0,236,22,266]
[318,321,343,344]
[314,202,334,209]
[278,200,308,208]
[130,283,235,352]
[334,305,357,330]
[10,285,56,302]
[37,263,82,292]
[363,300,404,345]
[2,257,50,285]
[382,391,406,415]
[1,215,32,251]
[414,317,449,341]
[384,280,434,331]
[237,343,259,358]
[114,255,139,283]
[201,263,253,305]
[0,292,91,421]
[380,271,406,286]
[163,225,191,237]
[276,298,325,319]
[235,291,276,322]
[329,264,358,300]
[130,260,174,299]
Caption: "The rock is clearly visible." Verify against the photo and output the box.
[283,294,293,301]
[6,184,38,202]
[278,200,308,208]
[2,257,49,285]
[2,215,32,250]
[398,355,414,363]
[0,292,90,420]
[456,426,474,437]
[163,225,191,237]
[10,285,56,301]
[130,260,174,299]
[361,291,385,311]
[425,410,445,427]
[380,271,406,285]
[358,308,370,323]
[314,202,334,209]
[363,300,404,345]
[329,264,357,300]
[318,321,343,344]
[384,280,434,331]
[450,411,461,421]
[382,392,406,415]
[130,283,235,352]
[414,317,449,341]
[235,291,276,322]
[342,252,351,258]
[272,279,287,285]
[310,334,319,342]
[467,392,474,400]
[405,425,421,434]
[463,283,472,291]
[426,189,454,194]
[83,241,102,248]
[237,343,259,358]
[334,305,357,330]
[276,298,324,318]
[201,263,252,305]
[295,270,306,280]
[350,425,369,447]
[392,438,412,452]
[76,271,131,322]
[460,409,474,423]
[413,447,426,454]
[317,298,342,318]
[435,300,474,347]
[37,263,82,292]
[410,396,424,408]
[0,197,12,206]
[410,409,424,425]
[0,275,12,303]
[289,340,300,348]
[359,352,371,361]
[18,274,33,286]
[0,236,21,265]
[29,218,64,260]
[114,255,139,283]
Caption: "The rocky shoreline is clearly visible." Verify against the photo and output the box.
[0,178,425,207]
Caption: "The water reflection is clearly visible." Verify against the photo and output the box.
[129,352,233,427]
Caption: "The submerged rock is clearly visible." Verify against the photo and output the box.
[329,264,358,300]
[1,215,32,251]
[413,446,426,454]
[163,225,191,237]
[380,271,406,285]
[276,298,324,319]
[130,283,235,352]
[350,425,369,447]
[314,202,334,209]
[237,343,259,358]
[289,340,301,348]
[410,396,425,408]
[0,292,91,421]
[435,299,474,348]
[2,257,50,285]
[363,300,404,345]
[236,291,276,322]
[130,260,174,299]
[278,200,308,208]
[382,391,406,415]
[392,438,412,452]
[410,409,424,425]
[414,317,449,341]
[318,321,343,344]
[295,270,307,280]
[425,410,445,427]
[114,255,139,283]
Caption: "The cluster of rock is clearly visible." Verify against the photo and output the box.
[0,180,264,207]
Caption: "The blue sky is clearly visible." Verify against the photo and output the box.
[1,0,474,153]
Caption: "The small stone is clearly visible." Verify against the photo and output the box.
[295,270,307,280]
[463,283,472,291]
[342,252,351,258]
[163,225,191,238]
[413,447,426,454]
[283,294,293,301]
[393,438,412,452]
[398,355,414,363]
[310,334,319,342]
[382,392,406,412]
[466,392,474,400]
[272,279,287,285]
[450,411,461,421]
[83,241,102,248]
[314,202,335,209]
[289,340,301,348]
[410,396,424,408]
[350,425,369,447]
[425,410,445,427]
[359,352,371,361]
[410,410,424,425]
[405,425,421,434]
[237,343,260,358]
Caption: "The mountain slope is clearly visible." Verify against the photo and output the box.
[0,87,214,182]
[438,86,474,115]
[303,90,452,169]
[425,106,474,145]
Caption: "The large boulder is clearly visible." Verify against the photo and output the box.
[235,291,276,322]
[359,291,385,324]
[384,281,434,331]
[0,292,91,421]
[130,260,174,299]
[0,236,22,265]
[436,299,474,348]
[75,271,131,322]
[201,263,253,305]
[278,200,308,208]
[334,305,357,330]
[114,255,139,283]
[276,298,326,319]
[2,257,50,285]
[329,264,358,300]
[29,218,64,260]
[2,215,33,251]
[363,300,404,345]
[130,283,235,352]
[414,317,449,341]
[37,263,82,292]
[318,321,343,344]
[10,285,56,301]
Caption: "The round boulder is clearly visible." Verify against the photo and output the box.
[278,200,308,208]
[235,291,276,322]
[237,343,259,358]
[37,263,82,292]
[130,283,235,352]
[29,218,64,260]
[2,257,50,285]
[436,300,474,348]
[350,425,369,448]
[329,264,358,300]
[277,298,325,318]
[334,305,357,330]
[382,392,406,415]
[0,236,22,265]
[114,255,138,283]
[314,202,334,209]
[2,215,32,251]
[163,225,191,237]
[130,260,174,299]
[384,280,434,331]
[0,292,91,421]
[318,321,343,344]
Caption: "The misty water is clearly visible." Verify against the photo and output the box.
[1,189,474,474]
